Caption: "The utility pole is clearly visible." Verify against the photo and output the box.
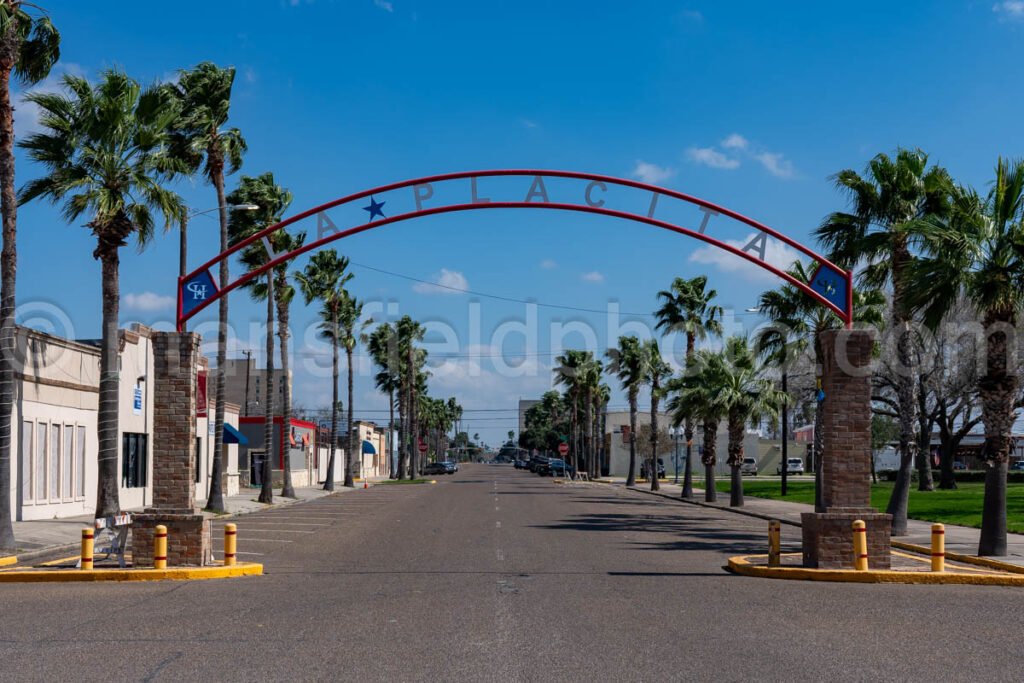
[242,350,253,417]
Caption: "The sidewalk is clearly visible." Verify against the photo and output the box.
[6,482,377,562]
[597,477,1024,567]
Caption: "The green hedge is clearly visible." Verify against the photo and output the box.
[877,469,1024,483]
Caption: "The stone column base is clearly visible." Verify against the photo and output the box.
[132,510,212,567]
[801,509,892,569]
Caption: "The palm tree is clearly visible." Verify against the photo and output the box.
[815,149,949,533]
[366,322,401,477]
[336,292,370,487]
[903,159,1024,556]
[295,249,352,491]
[755,260,885,510]
[654,275,723,499]
[18,70,185,517]
[271,230,304,498]
[667,349,729,502]
[554,350,592,473]
[397,316,425,478]
[605,335,645,486]
[227,173,293,504]
[642,339,671,492]
[166,62,246,512]
[716,337,787,507]
[0,1,59,551]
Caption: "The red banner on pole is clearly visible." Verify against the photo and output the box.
[197,370,208,418]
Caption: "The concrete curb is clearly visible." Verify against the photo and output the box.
[0,562,263,583]
[728,554,1024,586]
[891,540,1024,576]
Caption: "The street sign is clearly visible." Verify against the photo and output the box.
[418,440,428,454]
[558,442,569,456]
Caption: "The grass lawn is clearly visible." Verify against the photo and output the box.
[714,480,1024,534]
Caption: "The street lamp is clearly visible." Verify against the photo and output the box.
[180,203,260,279]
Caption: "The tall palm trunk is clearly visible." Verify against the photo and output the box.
[727,411,744,507]
[323,305,338,491]
[702,419,718,502]
[626,390,637,487]
[650,375,661,492]
[388,387,396,478]
[207,165,228,512]
[0,53,17,548]
[585,388,593,478]
[978,315,1016,556]
[258,275,275,504]
[681,333,696,500]
[275,270,295,498]
[395,383,406,479]
[885,252,917,535]
[407,346,418,479]
[344,343,355,487]
[96,243,122,517]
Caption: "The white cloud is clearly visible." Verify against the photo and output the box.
[994,1,1024,20]
[373,0,394,12]
[413,268,469,295]
[689,231,802,284]
[14,63,86,138]
[686,147,740,170]
[520,118,539,129]
[721,133,748,150]
[755,151,795,179]
[123,292,175,312]
[581,271,605,283]
[243,66,258,84]
[540,259,557,270]
[631,160,675,185]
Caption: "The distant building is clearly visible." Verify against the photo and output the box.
[518,399,540,434]
[221,357,292,417]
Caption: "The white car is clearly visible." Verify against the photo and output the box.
[777,457,805,475]
[740,457,758,476]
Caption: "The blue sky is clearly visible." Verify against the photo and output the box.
[13,1,1024,445]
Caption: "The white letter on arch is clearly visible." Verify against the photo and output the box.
[413,183,434,211]
[742,232,768,261]
[524,175,550,203]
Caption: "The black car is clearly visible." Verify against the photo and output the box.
[513,458,528,470]
[639,458,666,479]
[529,455,549,473]
[422,462,447,476]
[536,458,575,477]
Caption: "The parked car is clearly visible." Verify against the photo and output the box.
[442,461,458,474]
[777,457,805,475]
[513,458,528,470]
[422,462,447,475]
[529,455,549,473]
[953,461,967,471]
[639,458,666,479]
[1011,461,1024,472]
[741,457,758,476]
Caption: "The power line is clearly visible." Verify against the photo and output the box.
[350,261,761,319]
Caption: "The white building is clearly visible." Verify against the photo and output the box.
[10,323,239,522]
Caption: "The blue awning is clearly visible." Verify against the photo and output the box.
[224,423,248,446]
[361,439,376,455]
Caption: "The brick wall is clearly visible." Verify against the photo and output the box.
[802,511,891,569]
[132,513,212,567]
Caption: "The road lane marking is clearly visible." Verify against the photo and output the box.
[496,521,501,528]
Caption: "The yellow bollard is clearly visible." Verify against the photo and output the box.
[154,524,168,570]
[852,520,868,571]
[768,520,781,567]
[80,528,94,570]
[224,523,237,566]
[931,523,945,572]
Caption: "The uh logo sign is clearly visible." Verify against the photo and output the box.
[180,270,219,317]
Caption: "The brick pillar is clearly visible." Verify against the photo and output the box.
[132,332,212,567]
[801,328,892,569]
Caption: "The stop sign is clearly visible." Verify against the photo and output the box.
[418,440,428,454]
[558,442,569,456]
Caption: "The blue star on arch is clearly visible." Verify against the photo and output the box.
[363,196,386,221]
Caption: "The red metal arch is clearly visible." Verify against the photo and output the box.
[177,169,852,330]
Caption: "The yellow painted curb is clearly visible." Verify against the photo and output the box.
[0,562,263,583]
[728,555,1024,586]
[891,540,1024,576]
[0,556,16,568]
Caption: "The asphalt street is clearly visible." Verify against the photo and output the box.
[1,463,1021,682]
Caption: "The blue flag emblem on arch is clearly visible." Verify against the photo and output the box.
[809,263,848,314]
[180,270,218,317]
